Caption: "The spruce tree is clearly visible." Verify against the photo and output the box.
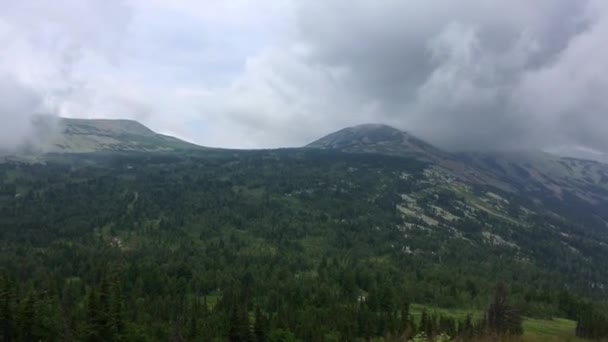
[186,298,200,340]
[400,301,410,333]
[84,287,103,342]
[228,303,250,342]
[253,306,269,342]
[0,275,15,342]
[18,290,36,342]
[486,283,522,336]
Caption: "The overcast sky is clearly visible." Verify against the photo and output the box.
[1,0,608,154]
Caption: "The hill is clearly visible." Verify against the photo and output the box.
[307,124,449,161]
[27,116,201,153]
[309,124,608,213]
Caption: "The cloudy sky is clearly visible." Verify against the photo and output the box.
[1,0,608,154]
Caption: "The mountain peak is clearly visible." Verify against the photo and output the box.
[27,117,201,153]
[346,123,402,132]
[306,123,444,160]
[308,123,406,146]
[58,118,157,138]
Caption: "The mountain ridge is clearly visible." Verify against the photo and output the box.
[307,123,608,206]
[8,117,608,207]
[307,123,449,162]
[26,116,201,153]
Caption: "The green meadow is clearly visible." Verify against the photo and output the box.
[411,304,587,341]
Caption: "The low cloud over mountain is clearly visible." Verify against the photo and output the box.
[3,0,608,155]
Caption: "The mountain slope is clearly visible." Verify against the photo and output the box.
[458,151,608,203]
[30,117,201,153]
[308,124,608,205]
[307,124,515,189]
[307,124,449,162]
[2,148,608,336]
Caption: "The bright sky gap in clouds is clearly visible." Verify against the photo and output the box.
[1,0,608,155]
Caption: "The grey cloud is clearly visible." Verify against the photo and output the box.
[4,0,608,154]
[0,0,132,149]
[0,76,42,149]
[287,0,601,151]
[197,0,607,152]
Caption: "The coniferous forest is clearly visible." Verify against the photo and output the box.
[1,150,607,341]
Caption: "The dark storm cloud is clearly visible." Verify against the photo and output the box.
[288,0,607,152]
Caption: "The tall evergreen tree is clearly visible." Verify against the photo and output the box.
[486,283,522,336]
[228,303,250,342]
[84,287,103,342]
[253,306,269,342]
[0,275,15,342]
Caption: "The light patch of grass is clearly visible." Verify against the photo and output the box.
[4,170,19,182]
[410,304,585,342]
[522,318,585,342]
[410,303,481,321]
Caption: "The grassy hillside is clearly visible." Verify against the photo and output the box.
[27,116,202,153]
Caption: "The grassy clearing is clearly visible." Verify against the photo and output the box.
[410,303,482,320]
[522,318,585,342]
[411,304,586,341]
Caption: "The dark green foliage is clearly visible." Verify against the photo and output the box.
[415,310,461,340]
[576,308,608,339]
[458,314,474,339]
[484,283,523,337]
[0,283,62,342]
[0,149,607,340]
[228,304,250,342]
[253,306,269,342]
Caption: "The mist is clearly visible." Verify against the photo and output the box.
[0,0,131,149]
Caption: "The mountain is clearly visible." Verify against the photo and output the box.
[28,116,201,153]
[308,124,608,206]
[307,124,448,161]
[458,150,608,205]
[307,124,518,189]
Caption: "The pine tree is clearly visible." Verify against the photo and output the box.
[460,314,473,339]
[108,276,124,337]
[357,303,374,340]
[98,277,112,340]
[32,289,62,341]
[420,309,431,337]
[84,287,103,342]
[486,283,522,336]
[400,301,410,333]
[228,302,250,342]
[253,306,269,342]
[17,290,38,342]
[0,274,15,342]
[186,298,200,340]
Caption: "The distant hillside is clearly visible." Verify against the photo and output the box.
[458,151,608,204]
[29,117,201,153]
[307,124,608,208]
[307,124,449,162]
